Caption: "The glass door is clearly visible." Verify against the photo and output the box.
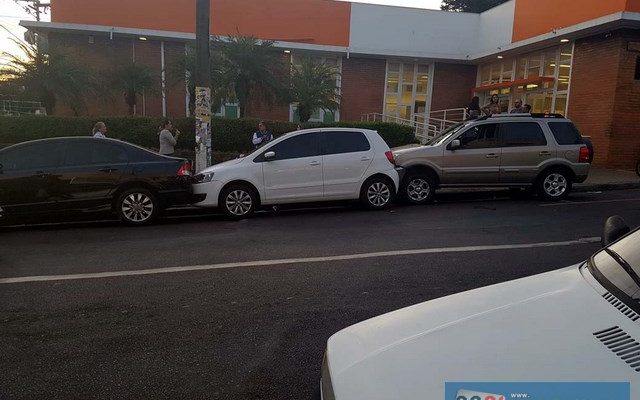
[385,62,431,123]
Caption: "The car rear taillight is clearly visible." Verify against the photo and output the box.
[176,162,192,176]
[385,151,396,165]
[579,146,590,163]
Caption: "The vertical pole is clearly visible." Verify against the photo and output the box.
[161,41,167,117]
[194,0,212,173]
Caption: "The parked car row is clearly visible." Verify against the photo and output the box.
[0,114,591,226]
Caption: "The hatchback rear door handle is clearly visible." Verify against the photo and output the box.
[485,153,499,159]
[361,156,372,161]
[309,161,321,166]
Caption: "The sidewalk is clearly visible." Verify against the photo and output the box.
[575,167,640,192]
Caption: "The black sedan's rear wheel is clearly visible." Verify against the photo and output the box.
[116,188,159,226]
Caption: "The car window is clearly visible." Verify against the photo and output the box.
[126,145,166,162]
[64,141,129,166]
[548,122,583,145]
[592,229,640,300]
[501,122,547,147]
[455,123,498,149]
[323,131,371,155]
[0,141,63,171]
[260,132,321,161]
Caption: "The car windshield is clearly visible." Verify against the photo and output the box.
[427,122,468,146]
[590,229,640,300]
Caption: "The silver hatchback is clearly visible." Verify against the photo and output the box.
[394,114,591,202]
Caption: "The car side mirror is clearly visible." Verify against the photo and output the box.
[264,151,276,161]
[602,215,630,247]
[449,139,461,150]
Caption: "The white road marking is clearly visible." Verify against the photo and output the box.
[0,237,601,284]
[539,198,640,207]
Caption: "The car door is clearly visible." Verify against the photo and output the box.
[260,132,323,202]
[321,131,374,199]
[499,122,553,184]
[54,139,130,212]
[441,123,501,184]
[0,140,64,216]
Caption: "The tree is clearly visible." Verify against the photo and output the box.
[169,45,230,116]
[441,0,509,13]
[215,35,286,118]
[111,62,156,115]
[290,57,340,123]
[0,39,96,115]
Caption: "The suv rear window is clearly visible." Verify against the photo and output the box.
[548,122,583,145]
[501,122,547,147]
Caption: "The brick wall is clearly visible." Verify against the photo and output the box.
[340,57,386,121]
[430,63,477,112]
[568,30,640,170]
[609,30,640,170]
[46,32,186,118]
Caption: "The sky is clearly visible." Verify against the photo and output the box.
[0,0,443,60]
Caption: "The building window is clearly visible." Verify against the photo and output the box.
[476,43,574,116]
[384,61,432,123]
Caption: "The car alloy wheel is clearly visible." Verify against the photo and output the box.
[367,181,391,208]
[121,192,155,223]
[406,178,431,202]
[225,189,253,217]
[543,173,568,198]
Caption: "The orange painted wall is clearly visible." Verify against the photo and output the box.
[512,0,628,42]
[626,0,640,12]
[51,0,351,46]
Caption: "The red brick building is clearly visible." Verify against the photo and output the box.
[21,0,640,169]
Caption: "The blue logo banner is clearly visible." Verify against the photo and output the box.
[445,382,630,400]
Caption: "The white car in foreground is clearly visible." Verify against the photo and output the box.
[193,128,400,218]
[320,217,640,399]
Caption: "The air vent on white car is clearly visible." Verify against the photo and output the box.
[603,292,640,322]
[594,326,640,372]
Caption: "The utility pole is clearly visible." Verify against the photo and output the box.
[15,0,50,22]
[194,0,212,173]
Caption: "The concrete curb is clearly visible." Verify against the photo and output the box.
[574,182,640,192]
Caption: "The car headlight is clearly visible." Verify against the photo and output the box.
[195,171,215,183]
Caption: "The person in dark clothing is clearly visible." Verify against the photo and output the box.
[467,96,481,119]
[252,121,273,150]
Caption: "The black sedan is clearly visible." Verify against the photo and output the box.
[0,137,193,226]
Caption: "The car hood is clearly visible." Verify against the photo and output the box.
[199,157,246,173]
[392,144,441,161]
[327,265,640,399]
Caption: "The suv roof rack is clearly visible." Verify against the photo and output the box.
[487,113,566,119]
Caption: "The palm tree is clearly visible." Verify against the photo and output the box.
[216,35,286,118]
[111,62,156,115]
[0,39,96,115]
[169,45,230,116]
[290,57,340,123]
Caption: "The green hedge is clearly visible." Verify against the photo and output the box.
[0,115,416,152]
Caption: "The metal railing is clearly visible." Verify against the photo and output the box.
[361,113,439,144]
[0,100,47,116]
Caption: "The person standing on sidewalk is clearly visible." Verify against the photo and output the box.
[252,121,273,150]
[92,122,108,138]
[482,94,502,116]
[158,119,180,156]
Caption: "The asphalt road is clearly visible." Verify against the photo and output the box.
[1,189,640,400]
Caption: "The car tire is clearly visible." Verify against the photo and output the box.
[220,184,258,219]
[116,188,159,226]
[537,169,572,201]
[402,172,436,205]
[360,176,395,210]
